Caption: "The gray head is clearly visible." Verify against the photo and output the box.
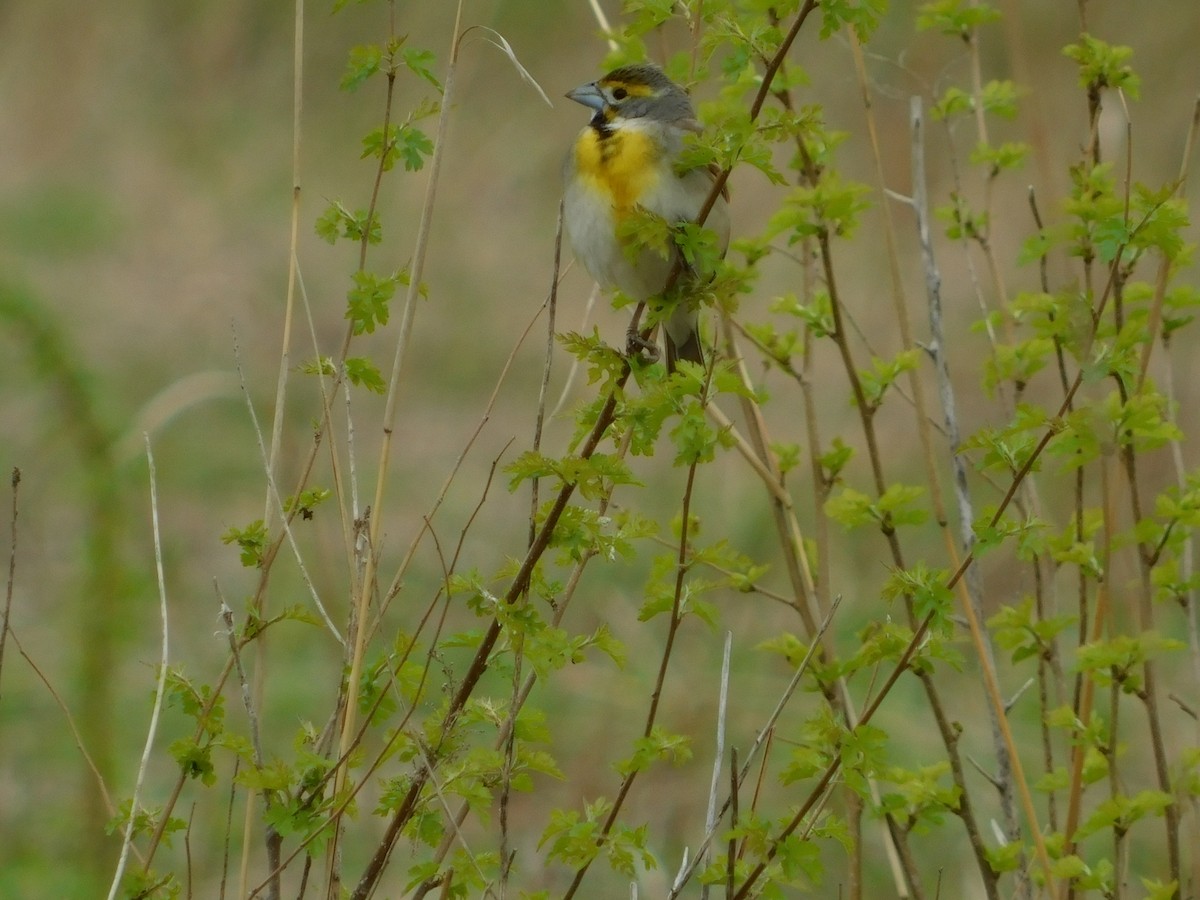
[565,63,699,130]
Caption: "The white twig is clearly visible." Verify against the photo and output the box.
[693,632,732,898]
[667,595,842,898]
[671,849,689,895]
[107,437,171,900]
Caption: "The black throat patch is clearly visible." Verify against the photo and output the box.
[589,111,614,139]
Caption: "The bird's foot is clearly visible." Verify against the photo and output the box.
[625,329,660,363]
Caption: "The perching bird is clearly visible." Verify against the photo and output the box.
[562,63,730,372]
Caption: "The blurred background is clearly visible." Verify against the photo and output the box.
[2,0,1199,895]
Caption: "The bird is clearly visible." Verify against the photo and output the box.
[562,63,730,372]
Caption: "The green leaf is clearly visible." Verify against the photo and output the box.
[917,0,1001,37]
[819,0,889,40]
[1077,790,1175,839]
[931,86,973,121]
[616,207,673,264]
[1076,632,1185,694]
[669,403,724,466]
[344,357,385,393]
[970,140,1028,173]
[883,563,953,627]
[767,173,871,243]
[340,44,382,92]
[858,350,919,409]
[397,125,434,171]
[1142,879,1182,900]
[539,799,611,867]
[283,488,332,519]
[615,725,692,776]
[879,483,929,527]
[401,47,442,90]
[772,290,835,337]
[315,201,381,245]
[169,737,217,785]
[1063,33,1140,99]
[345,269,403,334]
[825,486,874,528]
[979,80,1022,118]
[221,519,268,567]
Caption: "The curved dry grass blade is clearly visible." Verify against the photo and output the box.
[463,25,553,108]
[112,371,241,465]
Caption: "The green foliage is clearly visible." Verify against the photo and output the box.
[345,268,414,334]
[818,0,889,40]
[539,798,656,877]
[767,172,872,242]
[1063,33,1141,98]
[615,725,693,776]
[105,799,187,847]
[858,349,919,409]
[876,762,961,832]
[988,597,1075,664]
[507,449,641,500]
[882,562,953,629]
[343,356,386,392]
[825,483,928,530]
[361,121,435,173]
[917,0,1001,37]
[315,200,382,245]
[1077,633,1186,694]
[283,487,331,518]
[340,43,383,92]
[221,518,268,567]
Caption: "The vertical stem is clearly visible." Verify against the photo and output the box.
[335,0,466,845]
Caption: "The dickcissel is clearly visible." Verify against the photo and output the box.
[562,63,730,372]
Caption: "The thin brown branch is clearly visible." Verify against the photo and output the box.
[0,467,19,691]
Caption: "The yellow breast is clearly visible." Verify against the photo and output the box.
[573,126,662,217]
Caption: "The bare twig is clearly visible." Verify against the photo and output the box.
[107,438,171,900]
[218,585,280,900]
[531,202,564,547]
[906,95,1029,892]
[339,0,468,802]
[667,596,842,897]
[261,0,306,531]
[6,627,118,819]
[727,746,738,897]
[694,632,732,900]
[0,467,18,691]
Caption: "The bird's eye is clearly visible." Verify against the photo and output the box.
[612,87,628,100]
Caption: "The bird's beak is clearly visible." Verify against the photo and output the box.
[565,81,606,112]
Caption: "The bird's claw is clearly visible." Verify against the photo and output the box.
[625,330,660,363]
